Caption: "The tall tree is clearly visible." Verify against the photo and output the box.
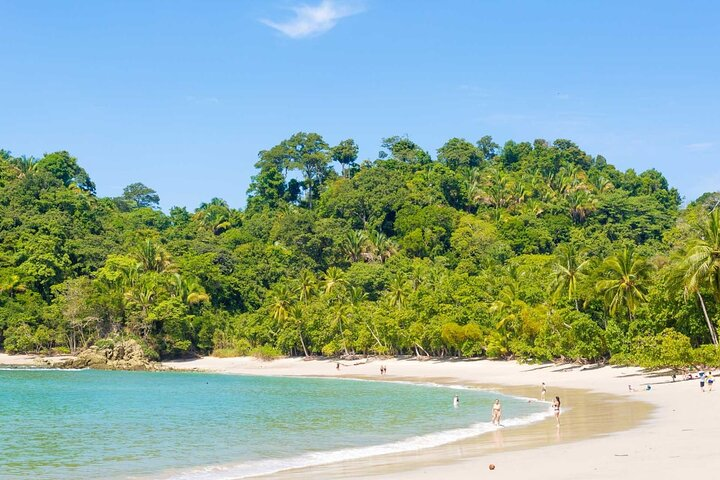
[117,182,161,210]
[676,209,720,345]
[552,244,590,310]
[331,139,359,177]
[285,132,331,208]
[596,247,652,321]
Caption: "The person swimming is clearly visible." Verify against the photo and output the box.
[453,395,459,408]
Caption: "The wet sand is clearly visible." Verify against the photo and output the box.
[162,357,695,479]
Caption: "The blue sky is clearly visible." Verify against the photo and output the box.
[1,0,718,210]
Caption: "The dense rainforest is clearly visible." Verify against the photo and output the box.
[1,134,720,368]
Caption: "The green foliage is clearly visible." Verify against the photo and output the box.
[0,137,712,368]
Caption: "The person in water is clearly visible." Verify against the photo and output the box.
[540,382,547,401]
[552,396,561,426]
[453,395,459,408]
[491,399,502,425]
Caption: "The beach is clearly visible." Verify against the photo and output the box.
[161,356,717,480]
[3,353,716,479]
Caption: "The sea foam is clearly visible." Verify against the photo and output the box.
[160,408,554,480]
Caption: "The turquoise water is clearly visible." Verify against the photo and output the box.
[0,368,550,479]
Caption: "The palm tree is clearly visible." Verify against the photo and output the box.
[8,155,38,178]
[287,304,310,357]
[676,209,720,345]
[124,277,158,338]
[490,270,527,336]
[269,283,290,320]
[566,190,596,224]
[321,267,346,296]
[297,269,316,303]
[366,230,396,263]
[341,230,366,263]
[387,272,409,308]
[330,303,351,356]
[134,239,174,273]
[170,273,210,306]
[552,244,590,310]
[193,199,233,234]
[595,247,652,321]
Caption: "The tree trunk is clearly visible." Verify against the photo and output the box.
[697,292,719,346]
[299,330,309,357]
[338,318,349,356]
[364,320,384,348]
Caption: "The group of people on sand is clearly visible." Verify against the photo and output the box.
[379,364,387,375]
[454,381,561,427]
[699,371,714,392]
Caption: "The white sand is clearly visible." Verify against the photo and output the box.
[162,356,719,479]
[0,352,72,366]
[3,352,713,479]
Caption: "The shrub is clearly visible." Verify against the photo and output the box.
[632,328,692,368]
[249,345,283,361]
[569,316,606,362]
[692,344,720,368]
[3,324,35,353]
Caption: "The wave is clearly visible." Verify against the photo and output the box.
[159,409,554,480]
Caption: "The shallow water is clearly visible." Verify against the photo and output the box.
[0,368,550,479]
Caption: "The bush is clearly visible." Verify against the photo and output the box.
[569,316,606,362]
[692,344,720,368]
[249,345,283,361]
[3,324,36,353]
[631,328,692,368]
[95,338,116,350]
[484,332,508,359]
[321,341,342,357]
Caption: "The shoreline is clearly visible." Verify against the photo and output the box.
[3,353,715,479]
[162,357,679,480]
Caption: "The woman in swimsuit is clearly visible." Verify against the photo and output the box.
[552,396,561,425]
[491,399,502,425]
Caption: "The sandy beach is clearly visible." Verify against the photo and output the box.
[3,353,716,479]
[161,356,718,480]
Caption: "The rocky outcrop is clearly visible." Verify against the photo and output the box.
[60,339,157,370]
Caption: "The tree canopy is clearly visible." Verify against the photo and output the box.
[2,134,718,368]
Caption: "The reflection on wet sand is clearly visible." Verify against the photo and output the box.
[263,378,653,480]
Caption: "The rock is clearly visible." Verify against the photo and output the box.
[60,339,157,371]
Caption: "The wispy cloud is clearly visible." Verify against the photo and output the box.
[686,142,714,151]
[261,0,364,39]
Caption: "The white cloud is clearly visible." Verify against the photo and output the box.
[686,142,714,151]
[261,0,364,39]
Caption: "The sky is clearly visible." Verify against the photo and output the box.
[1,0,718,210]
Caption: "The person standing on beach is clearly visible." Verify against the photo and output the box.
[491,399,502,425]
[552,396,561,426]
[700,375,706,392]
[540,382,547,401]
[707,372,714,391]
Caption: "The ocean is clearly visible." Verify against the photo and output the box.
[0,368,550,479]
